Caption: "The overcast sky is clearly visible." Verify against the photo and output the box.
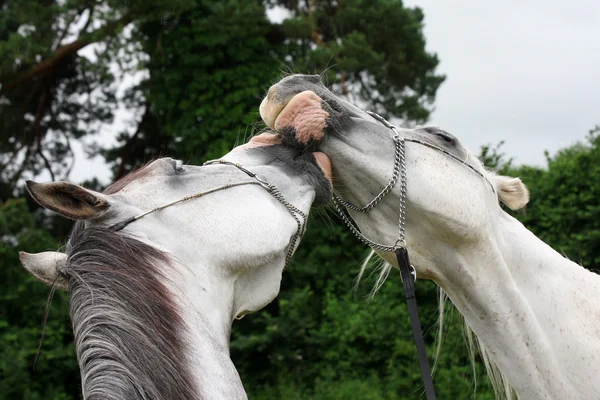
[402,0,600,167]
[70,0,600,183]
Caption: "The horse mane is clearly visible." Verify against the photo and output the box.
[64,222,198,400]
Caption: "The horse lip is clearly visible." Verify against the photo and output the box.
[260,93,288,129]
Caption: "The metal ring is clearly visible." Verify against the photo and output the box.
[394,239,407,249]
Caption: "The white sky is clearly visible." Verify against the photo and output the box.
[69,1,600,183]
[402,0,600,167]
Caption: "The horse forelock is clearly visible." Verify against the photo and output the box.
[65,222,199,400]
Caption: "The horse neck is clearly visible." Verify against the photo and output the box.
[437,213,600,399]
[167,260,248,400]
[68,226,247,400]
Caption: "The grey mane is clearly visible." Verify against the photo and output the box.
[64,222,198,400]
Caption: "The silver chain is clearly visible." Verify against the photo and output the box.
[332,111,408,253]
[262,183,307,265]
[203,160,307,266]
[333,135,402,213]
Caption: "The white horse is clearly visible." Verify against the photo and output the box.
[19,133,332,400]
[260,74,600,399]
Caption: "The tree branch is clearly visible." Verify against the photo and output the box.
[1,13,132,94]
[53,8,85,51]
[36,146,55,182]
[9,145,32,185]
[80,6,96,34]
[62,130,75,180]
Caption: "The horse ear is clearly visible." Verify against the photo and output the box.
[492,175,530,210]
[19,251,68,290]
[26,180,110,220]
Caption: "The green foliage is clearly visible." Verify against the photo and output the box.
[280,0,445,122]
[0,0,196,186]
[101,0,445,173]
[142,0,281,163]
[479,141,513,172]
[504,126,600,270]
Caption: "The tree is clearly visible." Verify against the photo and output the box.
[0,199,79,399]
[0,0,195,189]
[506,126,600,270]
[102,0,445,174]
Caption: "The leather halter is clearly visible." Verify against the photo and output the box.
[108,160,307,267]
[333,112,497,400]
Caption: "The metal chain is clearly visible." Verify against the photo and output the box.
[333,131,403,213]
[332,198,398,252]
[332,111,408,252]
[265,184,307,265]
[204,159,307,266]
[397,134,408,246]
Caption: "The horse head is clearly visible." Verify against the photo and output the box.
[259,74,529,278]
[19,132,331,399]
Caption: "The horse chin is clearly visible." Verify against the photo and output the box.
[230,133,333,205]
[306,151,333,206]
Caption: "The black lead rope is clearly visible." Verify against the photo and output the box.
[395,247,437,400]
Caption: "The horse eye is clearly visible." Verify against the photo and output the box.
[436,132,455,145]
[423,127,455,146]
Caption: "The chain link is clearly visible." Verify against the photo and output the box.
[331,111,408,253]
[333,134,402,213]
[332,133,407,252]
[332,198,398,252]
[204,159,307,266]
[264,184,307,265]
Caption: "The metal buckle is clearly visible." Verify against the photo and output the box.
[409,265,417,282]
